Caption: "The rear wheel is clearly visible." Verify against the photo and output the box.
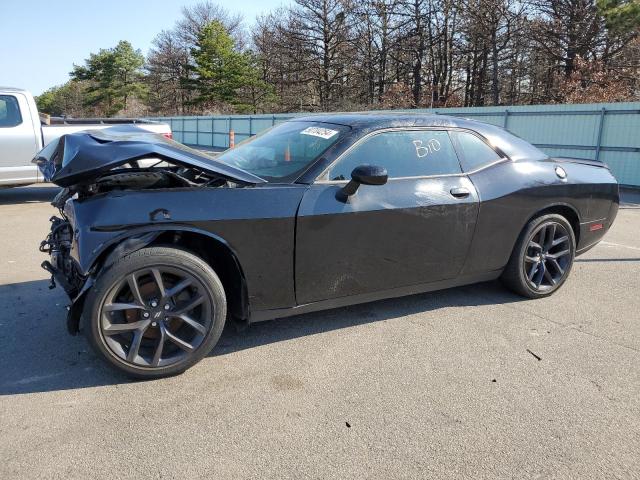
[501,214,576,298]
[83,246,226,379]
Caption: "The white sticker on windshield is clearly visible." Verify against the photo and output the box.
[300,127,339,139]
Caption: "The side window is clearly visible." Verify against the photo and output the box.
[450,131,501,172]
[0,95,23,128]
[325,130,461,180]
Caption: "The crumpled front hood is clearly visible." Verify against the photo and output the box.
[33,125,266,187]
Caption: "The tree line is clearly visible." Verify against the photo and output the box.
[37,0,640,117]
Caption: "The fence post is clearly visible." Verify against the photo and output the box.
[503,109,509,129]
[595,107,606,162]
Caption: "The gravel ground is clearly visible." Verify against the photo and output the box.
[0,185,639,479]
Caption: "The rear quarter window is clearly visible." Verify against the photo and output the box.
[450,131,502,172]
[0,95,23,128]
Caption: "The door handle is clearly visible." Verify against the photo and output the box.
[450,187,470,199]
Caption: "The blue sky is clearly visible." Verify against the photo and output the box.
[0,0,289,95]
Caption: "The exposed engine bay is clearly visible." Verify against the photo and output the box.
[50,163,237,208]
[32,124,265,188]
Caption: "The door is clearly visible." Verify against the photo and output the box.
[295,129,480,305]
[0,93,40,185]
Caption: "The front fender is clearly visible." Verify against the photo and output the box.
[65,185,305,312]
[65,224,249,334]
[80,223,243,276]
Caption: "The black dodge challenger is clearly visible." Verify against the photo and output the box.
[36,114,619,378]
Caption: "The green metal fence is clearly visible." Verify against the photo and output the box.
[150,102,640,186]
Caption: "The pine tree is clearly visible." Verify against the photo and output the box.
[190,21,255,110]
[70,41,146,116]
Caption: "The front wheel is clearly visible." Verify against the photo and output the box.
[501,214,576,298]
[83,246,226,379]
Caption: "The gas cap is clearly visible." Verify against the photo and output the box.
[555,166,567,179]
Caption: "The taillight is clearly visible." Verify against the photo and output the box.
[162,132,173,140]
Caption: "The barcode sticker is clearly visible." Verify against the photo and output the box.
[300,127,339,139]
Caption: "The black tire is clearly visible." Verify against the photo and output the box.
[83,246,226,379]
[501,213,576,299]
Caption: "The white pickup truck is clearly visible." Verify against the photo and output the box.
[0,87,172,188]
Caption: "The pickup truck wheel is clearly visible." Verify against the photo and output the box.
[501,214,576,299]
[83,246,226,379]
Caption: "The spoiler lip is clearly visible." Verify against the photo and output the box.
[33,125,267,187]
[549,156,611,170]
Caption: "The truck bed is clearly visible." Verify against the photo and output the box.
[42,121,170,147]
[1,87,171,187]
[45,117,160,126]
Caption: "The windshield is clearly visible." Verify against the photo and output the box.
[216,121,350,182]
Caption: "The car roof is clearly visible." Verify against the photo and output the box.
[0,86,30,94]
[294,112,477,130]
[293,112,548,162]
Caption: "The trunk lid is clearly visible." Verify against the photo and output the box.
[33,125,266,187]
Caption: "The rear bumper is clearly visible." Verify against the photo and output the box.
[576,195,619,256]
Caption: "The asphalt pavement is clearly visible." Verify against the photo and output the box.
[1,184,639,479]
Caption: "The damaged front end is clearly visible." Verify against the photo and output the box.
[40,214,82,297]
[40,209,89,335]
[35,126,264,334]
[38,184,89,334]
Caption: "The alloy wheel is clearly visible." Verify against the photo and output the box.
[523,221,572,292]
[99,266,212,368]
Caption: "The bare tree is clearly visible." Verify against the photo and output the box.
[532,0,605,77]
[175,0,244,48]
[146,30,192,114]
[284,0,354,110]
[395,0,430,106]
[253,9,318,111]
[425,0,460,107]
[459,0,529,105]
[350,0,402,105]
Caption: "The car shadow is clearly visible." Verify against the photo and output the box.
[0,277,525,396]
[211,281,523,358]
[0,279,125,396]
[0,186,60,205]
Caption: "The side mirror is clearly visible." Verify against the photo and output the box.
[337,164,388,201]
